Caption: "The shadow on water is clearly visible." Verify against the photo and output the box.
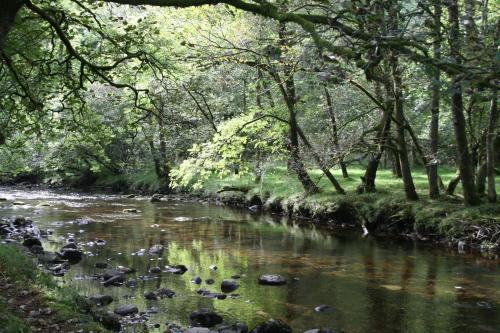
[1,187,499,333]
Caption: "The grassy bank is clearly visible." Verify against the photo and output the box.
[195,165,500,253]
[0,244,111,333]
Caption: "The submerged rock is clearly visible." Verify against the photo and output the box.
[221,279,239,293]
[123,208,141,213]
[164,264,188,275]
[251,319,292,333]
[189,308,223,327]
[103,274,124,287]
[156,288,176,298]
[314,305,334,313]
[144,291,158,300]
[303,329,336,333]
[258,275,287,286]
[114,304,138,316]
[192,276,202,284]
[149,244,164,255]
[89,294,114,306]
[149,266,162,274]
[95,262,108,269]
[205,278,215,285]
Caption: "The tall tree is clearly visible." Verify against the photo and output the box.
[446,0,480,205]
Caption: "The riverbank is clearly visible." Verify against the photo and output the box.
[0,243,113,333]
[191,166,500,254]
[2,165,499,254]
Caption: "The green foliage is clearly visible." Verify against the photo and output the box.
[171,108,287,189]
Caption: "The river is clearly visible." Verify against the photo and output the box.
[0,187,499,332]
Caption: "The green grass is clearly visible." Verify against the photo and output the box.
[201,163,497,203]
[0,244,111,333]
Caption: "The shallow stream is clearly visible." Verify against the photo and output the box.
[1,187,499,332]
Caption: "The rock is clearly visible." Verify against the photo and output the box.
[114,304,138,316]
[251,319,292,333]
[125,194,135,198]
[116,266,135,274]
[123,208,141,213]
[150,194,162,203]
[149,267,162,274]
[89,295,113,306]
[61,243,77,250]
[218,323,249,333]
[164,264,188,275]
[231,274,241,279]
[209,264,217,270]
[188,328,211,333]
[103,274,124,287]
[303,329,335,333]
[156,288,176,298]
[38,202,51,207]
[314,305,333,313]
[258,275,286,286]
[29,245,44,254]
[102,270,124,280]
[23,237,42,248]
[144,291,158,300]
[12,201,26,206]
[174,217,193,222]
[14,216,28,226]
[189,308,223,328]
[248,205,260,211]
[149,244,164,255]
[205,278,215,285]
[57,249,83,262]
[125,279,137,288]
[221,279,239,293]
[38,252,63,264]
[95,262,108,269]
[192,276,202,284]
[91,309,121,331]
[95,239,106,246]
[198,290,227,300]
[0,198,7,201]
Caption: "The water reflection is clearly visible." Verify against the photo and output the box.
[0,187,499,333]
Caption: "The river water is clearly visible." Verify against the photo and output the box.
[0,187,499,333]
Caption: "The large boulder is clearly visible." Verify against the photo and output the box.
[189,308,223,327]
[258,275,287,286]
[251,319,292,333]
[114,304,138,316]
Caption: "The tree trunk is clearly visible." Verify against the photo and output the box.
[390,54,419,201]
[358,95,392,193]
[446,172,461,196]
[447,0,480,205]
[486,94,498,202]
[323,85,348,178]
[428,0,441,199]
[278,22,319,194]
[0,0,24,52]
